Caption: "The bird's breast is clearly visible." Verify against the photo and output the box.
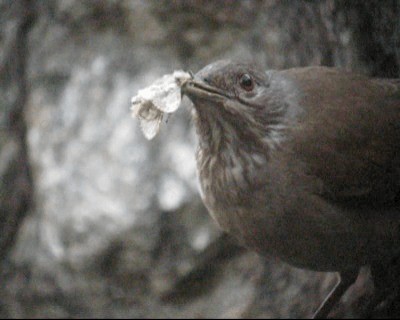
[196,146,398,271]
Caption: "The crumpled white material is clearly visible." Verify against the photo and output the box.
[131,70,191,140]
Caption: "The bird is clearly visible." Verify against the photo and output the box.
[180,60,400,318]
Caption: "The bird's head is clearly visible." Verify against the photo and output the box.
[181,60,298,153]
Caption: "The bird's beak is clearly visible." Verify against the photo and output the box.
[181,77,231,102]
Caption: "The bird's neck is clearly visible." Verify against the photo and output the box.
[194,113,272,206]
[193,108,285,155]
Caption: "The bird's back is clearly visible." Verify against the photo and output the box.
[280,67,400,208]
[259,67,400,270]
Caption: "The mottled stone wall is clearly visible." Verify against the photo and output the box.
[0,0,398,318]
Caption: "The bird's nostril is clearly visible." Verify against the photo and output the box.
[203,77,211,85]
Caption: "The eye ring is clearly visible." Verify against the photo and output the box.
[239,73,254,91]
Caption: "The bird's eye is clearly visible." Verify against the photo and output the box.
[239,74,254,91]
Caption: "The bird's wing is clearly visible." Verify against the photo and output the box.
[283,67,400,207]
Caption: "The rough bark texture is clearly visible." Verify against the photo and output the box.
[0,0,399,318]
[0,1,35,315]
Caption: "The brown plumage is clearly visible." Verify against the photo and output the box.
[181,60,400,318]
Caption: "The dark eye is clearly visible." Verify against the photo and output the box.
[239,74,254,91]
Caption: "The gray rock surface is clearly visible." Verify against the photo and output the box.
[0,0,399,318]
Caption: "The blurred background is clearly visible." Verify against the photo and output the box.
[1,0,399,318]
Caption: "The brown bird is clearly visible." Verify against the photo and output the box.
[181,60,400,318]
